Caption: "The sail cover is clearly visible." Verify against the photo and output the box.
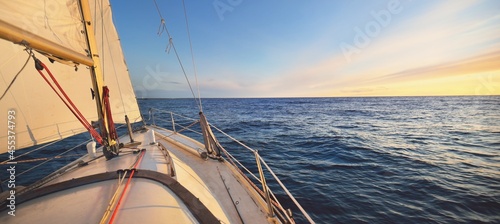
[0,0,141,153]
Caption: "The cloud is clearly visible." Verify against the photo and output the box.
[143,0,500,98]
[286,0,500,96]
[367,50,500,84]
[340,86,389,94]
[343,0,500,73]
[256,55,351,97]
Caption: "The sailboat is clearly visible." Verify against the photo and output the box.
[0,1,314,223]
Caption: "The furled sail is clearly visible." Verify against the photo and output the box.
[91,1,142,124]
[0,0,141,153]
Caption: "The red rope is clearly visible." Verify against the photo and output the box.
[103,86,118,144]
[35,59,103,144]
[108,150,146,224]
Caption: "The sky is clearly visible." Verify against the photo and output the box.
[110,0,500,98]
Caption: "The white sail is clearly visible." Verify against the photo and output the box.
[91,1,142,124]
[0,1,87,57]
[0,0,141,153]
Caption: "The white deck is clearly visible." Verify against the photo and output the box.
[153,127,270,224]
[0,127,271,224]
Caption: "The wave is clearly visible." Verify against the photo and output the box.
[3,96,499,223]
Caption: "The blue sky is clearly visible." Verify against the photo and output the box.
[110,0,500,98]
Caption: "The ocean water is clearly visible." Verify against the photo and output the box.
[2,96,499,223]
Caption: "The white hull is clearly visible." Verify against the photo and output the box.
[0,127,276,223]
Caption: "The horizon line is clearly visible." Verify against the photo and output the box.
[136,94,500,100]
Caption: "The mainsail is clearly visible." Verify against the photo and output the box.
[0,0,141,153]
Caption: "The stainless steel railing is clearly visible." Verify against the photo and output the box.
[147,108,315,223]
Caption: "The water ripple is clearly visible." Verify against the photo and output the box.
[2,96,499,224]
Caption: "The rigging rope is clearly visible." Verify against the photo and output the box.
[100,149,147,224]
[0,139,90,184]
[107,149,146,224]
[99,170,128,224]
[33,56,104,145]
[100,0,105,81]
[0,137,65,165]
[0,123,125,165]
[0,49,32,101]
[0,154,86,164]
[14,139,90,179]
[152,0,203,112]
[182,0,203,112]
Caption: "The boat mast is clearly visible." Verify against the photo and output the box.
[0,2,118,157]
[79,0,118,159]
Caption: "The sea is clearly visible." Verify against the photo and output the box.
[1,96,499,223]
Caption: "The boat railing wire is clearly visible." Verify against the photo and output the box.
[147,108,315,223]
[0,124,129,188]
